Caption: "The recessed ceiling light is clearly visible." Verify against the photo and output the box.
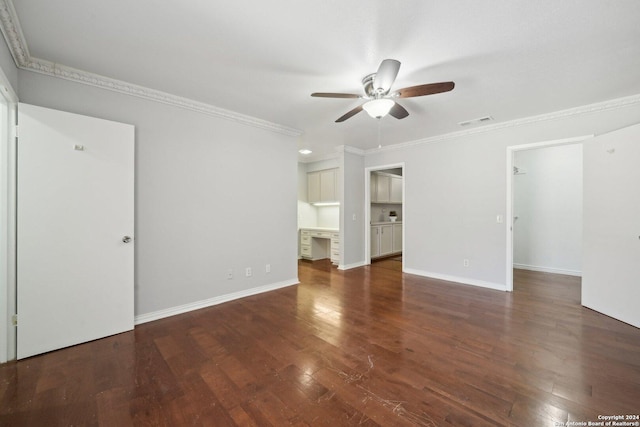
[299,149,312,155]
[458,116,494,127]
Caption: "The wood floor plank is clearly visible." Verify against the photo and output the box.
[2,260,639,425]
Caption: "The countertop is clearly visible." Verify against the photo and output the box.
[299,227,339,232]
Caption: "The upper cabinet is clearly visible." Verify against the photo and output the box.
[371,172,402,204]
[308,168,338,203]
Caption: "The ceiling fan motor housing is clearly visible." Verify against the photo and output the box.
[362,73,380,98]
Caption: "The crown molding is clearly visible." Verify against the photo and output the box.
[0,0,28,68]
[341,145,366,156]
[366,93,640,155]
[0,0,302,137]
[298,151,339,164]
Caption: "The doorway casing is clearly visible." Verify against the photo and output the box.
[505,135,593,291]
[364,162,405,265]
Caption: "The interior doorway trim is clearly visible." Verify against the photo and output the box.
[0,66,18,363]
[364,162,405,265]
[505,135,593,291]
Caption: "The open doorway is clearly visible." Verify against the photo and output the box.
[365,164,404,269]
[506,135,592,291]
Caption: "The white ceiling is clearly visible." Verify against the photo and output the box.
[10,0,640,160]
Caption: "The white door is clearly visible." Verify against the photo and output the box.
[17,103,134,359]
[582,123,640,328]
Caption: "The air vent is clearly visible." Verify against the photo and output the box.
[458,116,494,127]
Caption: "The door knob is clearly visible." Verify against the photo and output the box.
[122,236,132,243]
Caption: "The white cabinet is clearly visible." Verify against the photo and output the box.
[379,224,393,256]
[371,222,402,259]
[308,168,338,203]
[330,232,340,264]
[392,223,403,252]
[390,176,402,203]
[371,172,402,204]
[300,228,339,265]
[307,172,321,203]
[375,174,391,202]
[370,226,380,258]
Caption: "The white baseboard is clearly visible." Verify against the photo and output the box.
[403,268,507,292]
[134,278,299,325]
[513,263,582,277]
[338,261,367,270]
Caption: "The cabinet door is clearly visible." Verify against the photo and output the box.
[375,174,390,202]
[320,169,337,202]
[390,176,403,203]
[370,173,377,202]
[307,171,320,203]
[392,223,403,252]
[380,224,393,255]
[370,226,380,258]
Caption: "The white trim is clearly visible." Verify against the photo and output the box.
[0,56,16,362]
[513,264,582,277]
[403,268,507,292]
[365,94,640,155]
[338,261,366,270]
[134,278,299,325]
[0,0,302,138]
[506,135,593,291]
[341,145,366,156]
[0,0,28,68]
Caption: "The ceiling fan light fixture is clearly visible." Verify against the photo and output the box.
[362,98,394,118]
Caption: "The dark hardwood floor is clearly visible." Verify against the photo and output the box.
[1,260,639,426]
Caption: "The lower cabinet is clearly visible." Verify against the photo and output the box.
[392,223,403,253]
[300,229,339,265]
[330,232,340,265]
[371,223,402,259]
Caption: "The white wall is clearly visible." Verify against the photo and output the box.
[371,204,403,222]
[297,163,317,229]
[513,144,582,275]
[362,98,640,290]
[18,70,299,320]
[340,149,365,269]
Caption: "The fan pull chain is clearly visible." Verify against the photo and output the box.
[377,118,382,149]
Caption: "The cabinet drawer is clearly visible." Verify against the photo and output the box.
[301,245,311,257]
[301,230,311,236]
[331,250,340,262]
[311,231,332,239]
[331,240,339,250]
[301,235,311,245]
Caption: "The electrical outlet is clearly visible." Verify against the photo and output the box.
[265,264,271,273]
[245,267,252,277]
[226,269,233,279]
[463,259,470,267]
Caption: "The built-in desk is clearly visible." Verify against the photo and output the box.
[300,227,339,265]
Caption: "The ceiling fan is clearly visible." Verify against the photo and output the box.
[311,59,454,123]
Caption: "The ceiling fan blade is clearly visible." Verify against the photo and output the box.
[373,59,401,93]
[395,81,455,98]
[389,102,409,120]
[335,105,363,122]
[311,92,361,99]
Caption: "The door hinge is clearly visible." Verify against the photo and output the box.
[11,314,17,326]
